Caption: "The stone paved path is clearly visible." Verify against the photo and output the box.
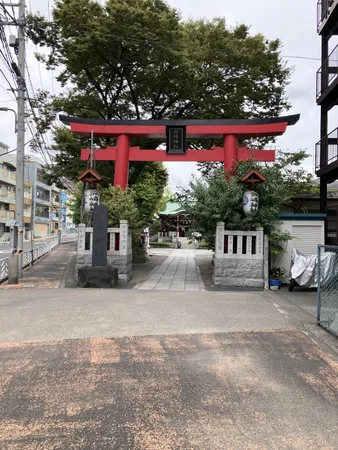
[137,249,205,291]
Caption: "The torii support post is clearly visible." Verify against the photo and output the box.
[224,134,238,174]
[114,134,130,189]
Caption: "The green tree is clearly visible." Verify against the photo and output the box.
[101,186,140,229]
[27,0,291,182]
[177,150,315,248]
[157,187,175,212]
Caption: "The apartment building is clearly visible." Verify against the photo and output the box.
[315,0,338,243]
[25,156,75,236]
[0,142,32,239]
[0,144,74,239]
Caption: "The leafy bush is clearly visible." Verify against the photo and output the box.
[269,267,287,280]
[150,242,172,248]
[177,150,314,250]
[198,242,210,249]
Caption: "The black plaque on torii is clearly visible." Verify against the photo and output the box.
[92,205,108,266]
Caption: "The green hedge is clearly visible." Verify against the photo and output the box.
[198,242,210,248]
[150,242,172,248]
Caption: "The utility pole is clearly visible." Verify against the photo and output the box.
[58,190,62,243]
[0,1,26,282]
[15,0,26,277]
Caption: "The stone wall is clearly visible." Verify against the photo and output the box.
[213,258,264,288]
[213,223,267,289]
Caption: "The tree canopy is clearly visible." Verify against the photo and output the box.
[177,150,315,248]
[27,0,292,184]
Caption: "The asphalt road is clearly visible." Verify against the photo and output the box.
[0,258,337,448]
[0,328,337,449]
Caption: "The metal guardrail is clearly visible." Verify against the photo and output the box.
[317,245,338,336]
[0,233,78,284]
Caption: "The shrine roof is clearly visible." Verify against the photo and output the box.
[60,114,300,139]
[157,201,187,216]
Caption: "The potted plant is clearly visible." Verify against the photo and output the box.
[268,230,293,290]
[269,267,287,290]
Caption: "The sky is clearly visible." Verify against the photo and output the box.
[0,0,335,191]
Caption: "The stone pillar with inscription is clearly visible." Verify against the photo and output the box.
[78,224,86,252]
[106,219,133,283]
[213,222,225,285]
[215,222,225,256]
[76,224,88,271]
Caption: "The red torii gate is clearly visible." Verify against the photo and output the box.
[60,115,300,189]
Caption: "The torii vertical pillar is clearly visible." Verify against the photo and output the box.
[114,134,130,189]
[224,134,238,174]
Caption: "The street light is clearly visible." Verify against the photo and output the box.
[0,107,18,133]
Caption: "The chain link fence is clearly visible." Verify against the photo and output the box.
[317,245,338,336]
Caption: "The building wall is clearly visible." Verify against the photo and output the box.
[25,158,52,237]
[0,154,32,238]
[276,218,325,280]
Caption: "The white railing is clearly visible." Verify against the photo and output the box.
[215,224,264,260]
[0,257,8,282]
[0,234,75,284]
[158,231,178,242]
[61,232,78,244]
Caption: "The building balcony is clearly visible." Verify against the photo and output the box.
[0,209,14,224]
[0,189,16,204]
[316,43,338,107]
[35,216,50,224]
[0,192,32,206]
[315,126,338,180]
[317,0,338,35]
[0,168,16,185]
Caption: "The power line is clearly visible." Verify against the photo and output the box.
[46,0,55,95]
[1,2,53,166]
[282,55,321,61]
[0,80,15,99]
[27,0,44,91]
[0,65,17,96]
[0,4,18,25]
[0,139,32,156]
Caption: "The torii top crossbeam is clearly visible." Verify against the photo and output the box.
[60,114,300,189]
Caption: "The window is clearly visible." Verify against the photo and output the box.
[36,168,47,184]
[35,206,49,218]
[36,187,50,202]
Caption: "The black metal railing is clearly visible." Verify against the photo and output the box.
[317,0,335,31]
[315,126,338,171]
[316,42,338,99]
